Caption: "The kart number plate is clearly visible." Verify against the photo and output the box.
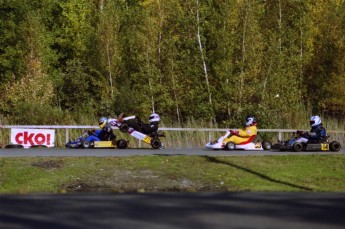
[142,136,152,144]
[255,142,262,148]
[321,144,329,151]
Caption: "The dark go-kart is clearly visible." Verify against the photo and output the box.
[65,130,128,149]
[108,116,165,149]
[272,132,341,152]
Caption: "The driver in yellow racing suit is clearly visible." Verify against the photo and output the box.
[224,116,257,145]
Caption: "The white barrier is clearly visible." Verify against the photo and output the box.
[2,125,345,145]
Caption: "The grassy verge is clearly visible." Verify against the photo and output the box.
[0,154,344,194]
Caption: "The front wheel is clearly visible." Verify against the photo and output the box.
[151,138,162,149]
[330,141,341,152]
[292,142,303,152]
[225,142,235,151]
[262,140,272,150]
[81,141,91,149]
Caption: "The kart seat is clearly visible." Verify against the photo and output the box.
[238,135,257,145]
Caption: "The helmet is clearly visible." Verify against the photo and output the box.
[149,113,160,123]
[310,115,321,126]
[245,116,257,126]
[99,117,107,128]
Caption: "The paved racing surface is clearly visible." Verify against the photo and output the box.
[1,147,345,157]
[1,192,345,229]
[1,147,345,229]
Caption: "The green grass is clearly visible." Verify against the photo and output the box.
[0,154,344,194]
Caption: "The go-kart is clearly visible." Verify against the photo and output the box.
[205,130,272,151]
[272,132,342,152]
[65,130,128,149]
[108,116,164,149]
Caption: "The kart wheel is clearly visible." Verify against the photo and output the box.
[116,139,128,149]
[262,141,272,150]
[330,141,341,152]
[81,141,91,149]
[292,142,303,152]
[5,144,24,149]
[119,123,129,133]
[225,142,235,151]
[151,138,162,149]
[30,145,47,148]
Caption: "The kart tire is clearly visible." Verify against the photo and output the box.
[119,123,129,133]
[262,141,272,150]
[330,141,341,152]
[81,141,91,149]
[292,142,303,152]
[116,139,128,149]
[30,145,47,148]
[151,138,162,149]
[225,142,235,151]
[5,144,24,149]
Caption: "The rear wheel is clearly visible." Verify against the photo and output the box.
[330,141,341,152]
[262,141,272,150]
[151,138,162,149]
[292,142,303,152]
[225,142,235,151]
[116,139,128,149]
[5,144,24,149]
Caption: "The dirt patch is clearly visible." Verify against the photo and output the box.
[31,160,64,169]
[62,169,224,193]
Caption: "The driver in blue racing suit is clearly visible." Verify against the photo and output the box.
[292,115,327,144]
[86,117,116,142]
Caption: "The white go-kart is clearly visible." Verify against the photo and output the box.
[205,130,272,151]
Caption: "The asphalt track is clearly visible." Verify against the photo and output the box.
[0,147,345,157]
[1,147,345,229]
[1,192,345,229]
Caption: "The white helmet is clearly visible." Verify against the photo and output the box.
[149,113,160,123]
[310,115,321,126]
[245,116,257,126]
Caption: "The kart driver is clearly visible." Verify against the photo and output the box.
[86,117,116,142]
[117,112,161,136]
[141,113,160,135]
[294,115,327,143]
[224,116,258,145]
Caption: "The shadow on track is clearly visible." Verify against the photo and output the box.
[202,155,313,191]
